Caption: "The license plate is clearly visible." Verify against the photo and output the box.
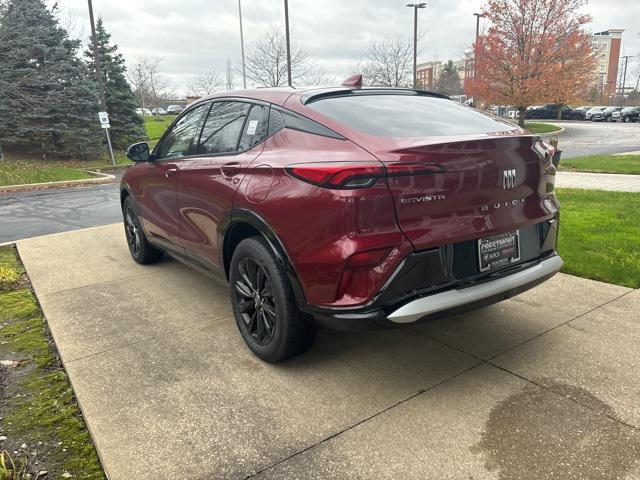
[478,230,521,272]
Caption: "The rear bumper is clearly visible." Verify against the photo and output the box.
[387,255,562,323]
[309,253,562,330]
[303,218,561,330]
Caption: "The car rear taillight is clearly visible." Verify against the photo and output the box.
[286,162,445,189]
[286,163,384,189]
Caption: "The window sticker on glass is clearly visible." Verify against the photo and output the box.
[247,120,259,135]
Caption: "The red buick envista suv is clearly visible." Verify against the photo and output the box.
[121,85,562,362]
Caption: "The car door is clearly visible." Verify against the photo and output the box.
[176,101,270,270]
[136,103,207,251]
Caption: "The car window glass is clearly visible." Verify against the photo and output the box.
[155,104,206,159]
[197,102,250,155]
[238,105,269,151]
[308,94,516,137]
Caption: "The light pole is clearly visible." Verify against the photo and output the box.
[472,12,485,106]
[284,0,292,87]
[406,3,426,89]
[238,0,246,89]
[87,0,115,165]
[620,55,633,107]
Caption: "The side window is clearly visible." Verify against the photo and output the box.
[155,104,206,159]
[238,105,269,151]
[197,102,250,155]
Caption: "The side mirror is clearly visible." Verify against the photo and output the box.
[127,142,151,162]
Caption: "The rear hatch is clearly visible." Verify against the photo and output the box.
[305,91,557,252]
[375,135,553,251]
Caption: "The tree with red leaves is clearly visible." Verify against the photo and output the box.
[474,0,596,127]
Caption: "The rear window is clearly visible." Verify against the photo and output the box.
[307,94,517,137]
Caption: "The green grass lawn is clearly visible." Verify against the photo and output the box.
[0,246,105,479]
[556,189,640,288]
[144,115,175,142]
[560,154,640,175]
[0,158,95,187]
[524,122,563,134]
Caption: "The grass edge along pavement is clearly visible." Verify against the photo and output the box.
[560,154,640,175]
[0,246,106,479]
[556,188,640,289]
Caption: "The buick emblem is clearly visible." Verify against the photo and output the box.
[502,169,517,189]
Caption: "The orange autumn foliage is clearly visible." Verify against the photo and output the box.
[473,0,597,125]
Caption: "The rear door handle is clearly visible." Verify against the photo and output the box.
[221,162,241,177]
[165,168,178,178]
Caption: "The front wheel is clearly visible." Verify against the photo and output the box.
[229,237,316,362]
[123,196,164,264]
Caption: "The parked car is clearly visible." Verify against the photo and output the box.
[619,106,640,123]
[135,108,153,116]
[167,105,183,115]
[585,106,606,120]
[525,104,585,120]
[151,108,168,116]
[591,106,621,122]
[121,86,563,362]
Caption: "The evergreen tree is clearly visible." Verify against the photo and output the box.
[0,0,102,159]
[435,60,463,95]
[85,18,146,149]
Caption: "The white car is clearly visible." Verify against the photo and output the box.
[135,108,153,116]
[585,106,606,120]
[151,108,167,116]
[166,105,183,115]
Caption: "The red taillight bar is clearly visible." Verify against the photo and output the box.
[286,162,445,189]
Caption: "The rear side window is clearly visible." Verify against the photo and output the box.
[238,105,269,151]
[197,101,250,155]
[307,94,517,137]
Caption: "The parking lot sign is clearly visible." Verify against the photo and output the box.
[98,111,110,129]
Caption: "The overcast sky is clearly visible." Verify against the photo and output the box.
[53,0,640,96]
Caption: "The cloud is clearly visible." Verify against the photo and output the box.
[54,0,640,95]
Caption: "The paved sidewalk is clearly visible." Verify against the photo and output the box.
[557,171,640,192]
[17,225,640,480]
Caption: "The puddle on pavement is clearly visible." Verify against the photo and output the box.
[474,379,640,479]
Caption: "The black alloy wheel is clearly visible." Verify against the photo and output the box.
[124,205,141,257]
[234,257,277,346]
[229,237,316,362]
[122,196,163,264]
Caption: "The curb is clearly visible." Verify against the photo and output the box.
[0,170,116,194]
[535,125,565,138]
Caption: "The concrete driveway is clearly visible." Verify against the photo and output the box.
[17,224,640,479]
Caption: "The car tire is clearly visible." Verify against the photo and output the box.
[229,237,316,363]
[123,196,164,264]
[623,117,629,123]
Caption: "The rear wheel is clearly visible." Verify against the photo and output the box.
[123,196,164,264]
[229,237,316,362]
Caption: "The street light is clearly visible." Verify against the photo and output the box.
[406,3,427,89]
[284,0,292,87]
[238,0,246,89]
[620,55,633,107]
[472,12,486,107]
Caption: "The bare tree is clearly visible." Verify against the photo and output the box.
[355,36,414,87]
[225,57,234,90]
[244,26,319,87]
[186,69,222,96]
[128,58,172,117]
[127,59,150,111]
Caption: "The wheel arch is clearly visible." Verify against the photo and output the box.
[220,209,308,308]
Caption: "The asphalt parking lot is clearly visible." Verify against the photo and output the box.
[17,224,640,479]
